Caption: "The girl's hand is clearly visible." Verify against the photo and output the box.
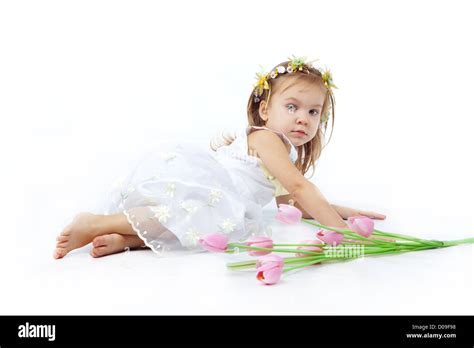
[356,209,386,220]
[332,204,386,220]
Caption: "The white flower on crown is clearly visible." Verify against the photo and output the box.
[277,66,286,74]
[165,182,176,198]
[149,205,172,223]
[184,227,201,247]
[180,200,198,215]
[219,218,236,234]
[208,189,223,206]
[270,66,286,79]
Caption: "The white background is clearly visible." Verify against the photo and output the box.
[0,0,473,315]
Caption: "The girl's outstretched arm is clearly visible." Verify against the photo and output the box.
[250,130,349,229]
[276,193,350,220]
[291,183,348,228]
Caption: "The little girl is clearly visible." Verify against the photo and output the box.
[53,56,386,259]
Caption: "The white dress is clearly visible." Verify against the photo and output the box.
[99,126,298,256]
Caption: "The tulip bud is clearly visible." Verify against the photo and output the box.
[256,254,284,285]
[347,215,374,238]
[276,203,302,224]
[316,229,344,246]
[295,239,323,257]
[198,232,229,253]
[245,236,273,256]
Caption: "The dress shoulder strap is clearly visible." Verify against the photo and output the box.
[246,126,298,162]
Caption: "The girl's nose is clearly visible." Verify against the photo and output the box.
[296,114,309,125]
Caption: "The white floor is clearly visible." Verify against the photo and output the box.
[2,178,473,315]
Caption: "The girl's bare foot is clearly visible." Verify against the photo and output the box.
[54,212,103,259]
[90,233,146,258]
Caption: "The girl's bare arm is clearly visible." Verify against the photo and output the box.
[250,130,348,229]
[276,192,343,220]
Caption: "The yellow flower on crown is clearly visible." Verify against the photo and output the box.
[253,72,269,96]
[321,69,337,90]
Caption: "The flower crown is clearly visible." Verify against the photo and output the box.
[252,56,337,124]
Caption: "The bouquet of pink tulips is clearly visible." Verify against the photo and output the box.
[198,203,474,285]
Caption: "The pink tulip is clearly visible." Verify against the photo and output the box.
[256,254,284,269]
[276,204,303,224]
[256,254,284,285]
[198,232,229,253]
[347,215,374,238]
[295,239,323,257]
[245,236,274,256]
[316,229,344,246]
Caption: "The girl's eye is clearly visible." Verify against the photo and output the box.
[287,104,296,113]
[310,109,320,116]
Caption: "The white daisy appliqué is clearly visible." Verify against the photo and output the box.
[144,197,157,205]
[147,173,161,181]
[120,185,135,201]
[165,182,176,197]
[149,205,172,223]
[184,227,201,247]
[219,218,236,234]
[159,152,177,162]
[180,200,198,215]
[208,189,223,206]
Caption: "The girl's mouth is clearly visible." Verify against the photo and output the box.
[292,131,306,137]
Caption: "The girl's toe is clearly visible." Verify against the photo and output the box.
[92,246,106,257]
[60,228,72,236]
[56,241,68,248]
[53,248,66,259]
[56,235,69,242]
[92,236,106,248]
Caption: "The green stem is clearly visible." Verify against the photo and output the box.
[374,231,442,247]
[373,228,430,241]
[226,255,326,270]
[302,218,442,248]
[283,259,325,272]
[273,243,325,247]
[439,237,474,247]
[226,243,322,256]
[302,219,392,246]
[226,231,474,272]
[226,260,257,269]
[283,256,326,264]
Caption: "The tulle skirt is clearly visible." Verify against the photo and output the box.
[96,140,266,256]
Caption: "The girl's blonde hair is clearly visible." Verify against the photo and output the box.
[210,60,335,178]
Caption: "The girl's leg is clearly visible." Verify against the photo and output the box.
[90,233,148,258]
[54,212,141,259]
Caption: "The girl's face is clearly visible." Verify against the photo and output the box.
[258,78,326,147]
